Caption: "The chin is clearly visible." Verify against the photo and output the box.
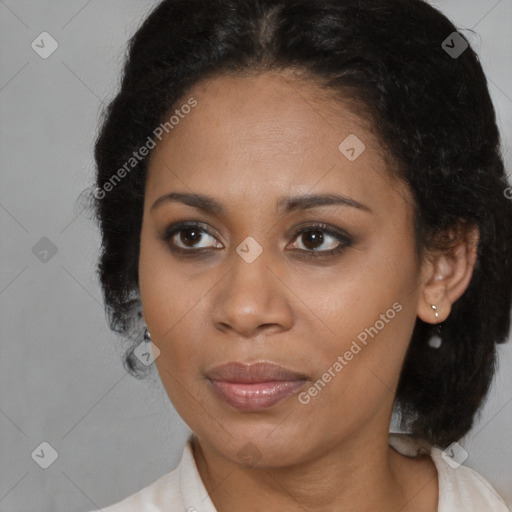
[197,421,317,469]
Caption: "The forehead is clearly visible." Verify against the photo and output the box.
[145,72,409,215]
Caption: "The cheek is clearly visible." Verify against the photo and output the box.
[309,234,416,337]
[300,232,419,396]
[138,227,214,382]
[139,224,194,334]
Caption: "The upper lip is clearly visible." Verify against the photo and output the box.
[206,361,308,383]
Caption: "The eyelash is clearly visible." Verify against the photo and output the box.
[161,221,352,260]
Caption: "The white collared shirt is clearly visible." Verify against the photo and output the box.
[91,433,509,511]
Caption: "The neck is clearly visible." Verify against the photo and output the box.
[192,425,428,512]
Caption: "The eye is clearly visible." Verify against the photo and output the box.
[288,223,351,259]
[161,221,351,259]
[163,222,223,252]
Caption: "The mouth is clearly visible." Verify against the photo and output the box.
[205,361,309,411]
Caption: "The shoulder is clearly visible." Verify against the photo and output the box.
[389,433,510,512]
[430,446,510,512]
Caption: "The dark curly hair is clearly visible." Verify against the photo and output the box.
[92,0,512,448]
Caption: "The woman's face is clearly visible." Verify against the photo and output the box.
[139,72,425,467]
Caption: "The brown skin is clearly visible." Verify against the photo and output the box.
[138,71,478,512]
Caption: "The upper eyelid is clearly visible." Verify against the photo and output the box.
[164,221,219,241]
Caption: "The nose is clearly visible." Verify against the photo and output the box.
[211,245,294,338]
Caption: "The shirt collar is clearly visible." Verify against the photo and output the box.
[179,437,218,512]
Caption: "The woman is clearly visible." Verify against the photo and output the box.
[90,0,512,510]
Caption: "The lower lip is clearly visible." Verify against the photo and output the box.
[208,380,307,411]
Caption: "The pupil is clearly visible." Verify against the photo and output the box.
[304,230,323,249]
[181,228,202,247]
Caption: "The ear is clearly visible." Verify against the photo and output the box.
[417,224,479,324]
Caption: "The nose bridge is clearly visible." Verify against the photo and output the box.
[212,234,291,335]
[227,235,275,301]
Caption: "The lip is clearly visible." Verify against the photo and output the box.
[206,362,309,411]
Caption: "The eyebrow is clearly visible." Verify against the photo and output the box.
[150,192,372,215]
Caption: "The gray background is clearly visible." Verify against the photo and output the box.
[0,1,511,510]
